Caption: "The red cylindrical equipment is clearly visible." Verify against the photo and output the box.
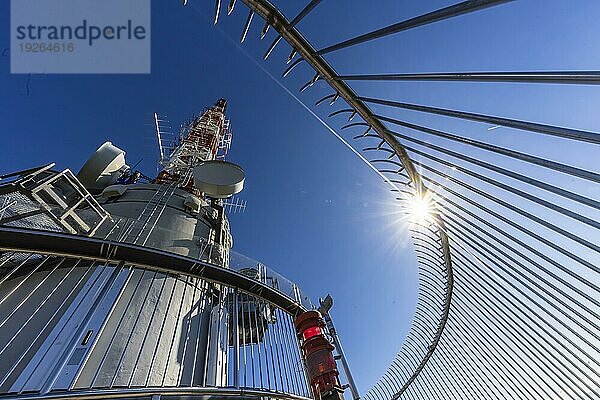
[295,311,345,400]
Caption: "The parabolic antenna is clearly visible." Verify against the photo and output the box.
[77,141,128,192]
[193,160,245,198]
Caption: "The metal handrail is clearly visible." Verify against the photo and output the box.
[0,226,306,316]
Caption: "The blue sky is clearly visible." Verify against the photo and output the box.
[2,0,600,392]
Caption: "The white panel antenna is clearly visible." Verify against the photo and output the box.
[153,113,175,167]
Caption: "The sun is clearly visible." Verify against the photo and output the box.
[406,191,435,225]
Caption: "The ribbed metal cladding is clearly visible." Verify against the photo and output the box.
[0,250,311,399]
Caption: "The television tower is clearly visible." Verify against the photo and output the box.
[0,98,355,400]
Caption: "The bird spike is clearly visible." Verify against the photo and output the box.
[299,74,320,92]
[240,10,254,43]
[260,21,270,39]
[227,0,236,15]
[214,0,221,25]
[329,93,340,106]
[328,109,354,118]
[315,93,337,107]
[341,122,369,130]
[287,49,297,64]
[282,58,304,78]
[264,36,282,60]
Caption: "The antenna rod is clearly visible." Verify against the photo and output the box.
[154,112,165,162]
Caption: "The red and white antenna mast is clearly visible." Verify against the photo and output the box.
[155,98,231,191]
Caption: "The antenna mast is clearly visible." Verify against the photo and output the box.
[155,98,230,191]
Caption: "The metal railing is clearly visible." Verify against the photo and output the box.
[0,227,311,400]
[0,165,110,237]
[96,216,313,310]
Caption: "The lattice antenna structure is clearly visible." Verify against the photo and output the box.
[156,99,230,188]
[215,118,233,160]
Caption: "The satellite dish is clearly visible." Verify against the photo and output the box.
[193,160,245,198]
[77,142,128,192]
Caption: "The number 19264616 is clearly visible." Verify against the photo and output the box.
[19,42,75,52]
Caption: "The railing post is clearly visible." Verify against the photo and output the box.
[232,287,240,388]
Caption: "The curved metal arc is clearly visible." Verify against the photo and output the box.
[234,1,454,397]
[441,287,560,399]
[447,214,600,339]
[412,237,442,255]
[412,235,444,254]
[383,121,600,211]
